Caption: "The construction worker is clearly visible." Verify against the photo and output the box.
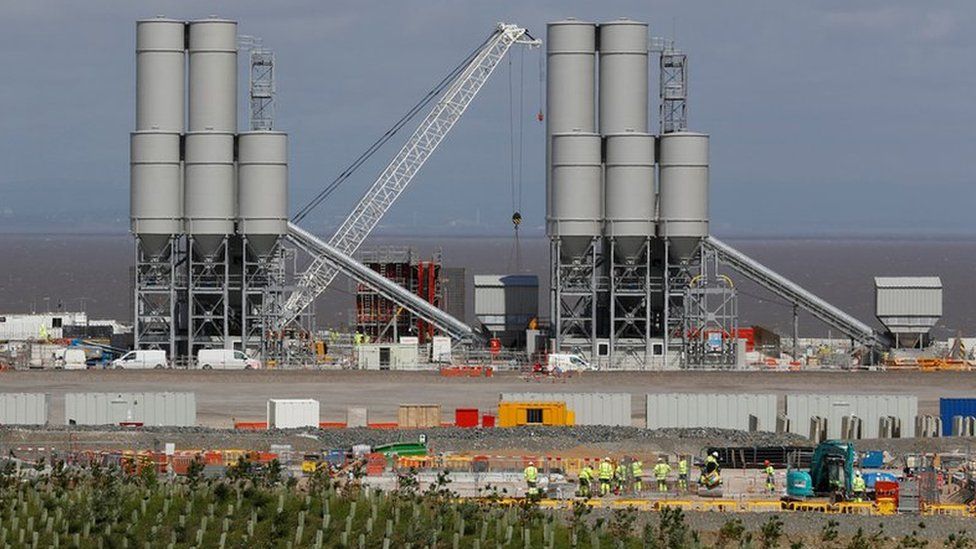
[524,461,539,498]
[598,457,613,496]
[631,457,643,494]
[763,460,775,494]
[578,464,593,497]
[613,459,626,495]
[353,332,364,346]
[852,470,866,502]
[677,457,689,492]
[705,451,720,472]
[653,457,671,492]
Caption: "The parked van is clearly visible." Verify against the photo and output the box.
[197,349,261,370]
[112,350,168,370]
[62,348,88,370]
[547,353,591,372]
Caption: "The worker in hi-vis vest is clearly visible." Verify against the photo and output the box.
[598,457,613,496]
[653,457,671,492]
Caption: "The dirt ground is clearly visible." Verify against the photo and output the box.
[2,368,975,427]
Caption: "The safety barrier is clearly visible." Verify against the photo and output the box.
[923,503,971,517]
[439,366,494,377]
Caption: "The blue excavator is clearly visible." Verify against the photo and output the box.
[786,441,856,502]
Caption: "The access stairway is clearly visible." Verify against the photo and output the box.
[703,236,889,350]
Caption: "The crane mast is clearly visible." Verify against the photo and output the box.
[281,23,539,325]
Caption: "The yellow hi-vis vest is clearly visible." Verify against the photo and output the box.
[599,461,613,480]
[852,476,866,492]
[678,459,688,474]
[631,461,643,476]
[524,465,537,482]
[579,467,593,481]
[653,462,671,480]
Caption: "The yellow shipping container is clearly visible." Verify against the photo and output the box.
[497,401,575,427]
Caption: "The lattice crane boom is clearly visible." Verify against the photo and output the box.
[281,23,539,324]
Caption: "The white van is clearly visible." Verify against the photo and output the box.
[197,349,261,370]
[63,348,88,370]
[112,350,168,370]
[547,353,591,372]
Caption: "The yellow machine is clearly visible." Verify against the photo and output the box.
[301,453,326,474]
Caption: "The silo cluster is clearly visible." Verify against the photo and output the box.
[546,17,710,363]
[131,17,288,358]
[131,17,288,260]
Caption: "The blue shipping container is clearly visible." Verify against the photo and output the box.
[939,398,976,436]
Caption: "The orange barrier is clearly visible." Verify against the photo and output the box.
[439,366,493,378]
[234,421,268,430]
[366,452,387,476]
[367,422,398,430]
[319,421,347,429]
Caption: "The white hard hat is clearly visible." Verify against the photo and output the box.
[712,452,719,458]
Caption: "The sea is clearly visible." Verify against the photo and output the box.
[1,233,974,339]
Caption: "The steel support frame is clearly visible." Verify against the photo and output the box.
[187,237,231,357]
[608,237,653,369]
[241,236,287,359]
[134,235,184,359]
[682,246,738,369]
[550,237,603,362]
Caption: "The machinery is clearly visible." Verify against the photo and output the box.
[786,440,856,501]
[282,24,541,331]
[132,18,538,362]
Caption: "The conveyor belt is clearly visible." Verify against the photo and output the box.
[704,236,889,349]
[287,222,480,342]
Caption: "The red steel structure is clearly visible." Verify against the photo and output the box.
[356,247,443,343]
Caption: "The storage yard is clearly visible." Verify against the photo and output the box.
[5,6,976,546]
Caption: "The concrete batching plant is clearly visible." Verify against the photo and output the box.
[132,17,292,361]
[545,18,886,368]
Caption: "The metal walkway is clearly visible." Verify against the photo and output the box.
[704,236,887,349]
[287,222,479,342]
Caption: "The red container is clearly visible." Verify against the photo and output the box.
[481,414,495,428]
[455,408,479,428]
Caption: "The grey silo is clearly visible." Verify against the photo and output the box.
[130,131,183,256]
[658,131,709,262]
[598,20,648,135]
[183,131,236,257]
[545,21,596,238]
[550,132,603,259]
[604,132,655,261]
[188,19,238,132]
[238,131,289,256]
[135,18,185,133]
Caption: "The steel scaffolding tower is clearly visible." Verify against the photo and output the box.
[682,248,738,368]
[240,36,275,131]
[659,47,688,134]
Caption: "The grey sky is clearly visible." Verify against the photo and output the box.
[1,1,974,236]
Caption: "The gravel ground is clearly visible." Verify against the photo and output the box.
[0,425,813,456]
[2,368,975,427]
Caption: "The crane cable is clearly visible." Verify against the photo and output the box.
[292,30,496,224]
[507,48,526,273]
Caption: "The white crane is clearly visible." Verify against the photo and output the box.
[281,23,540,325]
